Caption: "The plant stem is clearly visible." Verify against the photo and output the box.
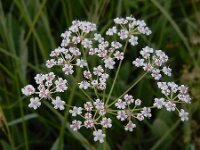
[71,75,94,102]
[80,88,95,102]
[108,72,147,107]
[103,127,107,150]
[150,120,180,150]
[81,46,100,99]
[57,68,81,150]
[105,40,128,105]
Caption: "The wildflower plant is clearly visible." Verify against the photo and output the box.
[22,16,191,143]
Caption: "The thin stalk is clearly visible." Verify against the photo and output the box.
[80,88,94,102]
[71,76,94,102]
[150,120,180,150]
[103,68,108,103]
[16,77,29,150]
[57,68,81,150]
[81,46,100,99]
[103,128,106,150]
[105,40,128,105]
[108,72,147,108]
[21,0,47,54]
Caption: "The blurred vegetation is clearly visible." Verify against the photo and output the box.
[0,0,200,149]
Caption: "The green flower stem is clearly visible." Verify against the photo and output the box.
[150,120,180,150]
[105,40,129,105]
[87,91,116,100]
[103,89,106,102]
[103,128,107,150]
[57,68,81,150]
[103,68,108,103]
[108,72,147,108]
[82,47,100,99]
[108,106,156,112]
[71,76,94,102]
[80,88,94,102]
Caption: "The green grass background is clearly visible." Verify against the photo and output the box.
[0,0,200,149]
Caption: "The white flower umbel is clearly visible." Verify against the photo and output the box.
[22,16,192,144]
[132,46,171,80]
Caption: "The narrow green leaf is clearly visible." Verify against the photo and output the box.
[8,114,38,126]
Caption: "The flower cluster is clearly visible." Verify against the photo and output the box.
[132,46,171,80]
[107,16,151,45]
[69,99,109,143]
[153,82,191,121]
[22,16,191,143]
[22,72,66,110]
